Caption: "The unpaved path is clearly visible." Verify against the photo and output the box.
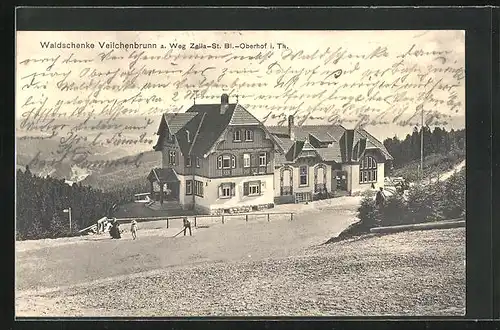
[16,228,465,317]
[16,197,361,293]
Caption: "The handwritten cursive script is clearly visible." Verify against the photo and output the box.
[16,30,465,172]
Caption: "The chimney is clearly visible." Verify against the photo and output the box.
[220,93,229,114]
[288,115,295,141]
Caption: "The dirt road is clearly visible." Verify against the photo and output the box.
[16,197,361,293]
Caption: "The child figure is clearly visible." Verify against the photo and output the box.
[130,220,138,240]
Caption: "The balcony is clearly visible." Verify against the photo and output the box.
[219,166,271,177]
[243,166,268,175]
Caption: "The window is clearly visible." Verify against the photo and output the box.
[186,180,193,195]
[218,155,236,169]
[245,129,253,141]
[244,181,261,196]
[196,157,201,168]
[299,165,308,186]
[233,130,241,142]
[219,183,234,199]
[259,152,267,166]
[186,156,191,167]
[169,151,176,165]
[194,180,204,197]
[359,155,377,183]
[243,153,251,168]
[186,130,191,143]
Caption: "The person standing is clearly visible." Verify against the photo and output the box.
[375,187,386,208]
[130,220,138,240]
[182,217,192,236]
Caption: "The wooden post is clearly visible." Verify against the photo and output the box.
[245,214,248,222]
[290,213,293,221]
[167,218,169,228]
[160,181,164,205]
[222,215,225,224]
[194,217,197,227]
[267,213,270,222]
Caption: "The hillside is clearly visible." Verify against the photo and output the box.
[80,150,160,190]
[16,224,465,316]
[391,150,465,182]
[16,135,160,191]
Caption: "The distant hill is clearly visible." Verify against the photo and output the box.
[80,150,160,191]
[16,115,161,190]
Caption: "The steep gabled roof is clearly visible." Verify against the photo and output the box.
[229,104,261,125]
[153,113,198,151]
[357,129,394,160]
[185,103,236,156]
[147,168,180,183]
[316,146,342,162]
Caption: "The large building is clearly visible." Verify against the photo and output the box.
[148,94,393,215]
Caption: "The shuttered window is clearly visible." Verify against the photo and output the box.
[244,181,261,196]
[218,154,236,169]
[259,152,267,166]
[219,183,235,198]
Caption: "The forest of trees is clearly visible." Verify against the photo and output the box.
[16,166,150,240]
[383,127,466,169]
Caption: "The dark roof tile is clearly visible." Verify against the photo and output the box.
[148,168,180,183]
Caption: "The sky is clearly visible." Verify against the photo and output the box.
[16,30,465,142]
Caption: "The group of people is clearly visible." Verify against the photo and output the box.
[105,218,138,240]
[104,217,191,239]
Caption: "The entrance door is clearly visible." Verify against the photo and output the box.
[333,170,348,191]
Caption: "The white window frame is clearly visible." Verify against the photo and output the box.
[218,155,236,169]
[221,183,232,198]
[245,129,253,141]
[299,165,308,186]
[194,180,204,197]
[249,182,260,196]
[186,156,191,167]
[233,130,241,142]
[243,153,251,168]
[359,156,377,183]
[186,180,193,195]
[196,157,201,168]
[222,155,231,169]
[259,152,267,167]
[169,151,176,165]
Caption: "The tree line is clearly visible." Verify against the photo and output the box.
[383,127,465,169]
[16,166,150,241]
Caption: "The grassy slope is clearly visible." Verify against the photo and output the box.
[16,227,465,316]
[391,151,465,182]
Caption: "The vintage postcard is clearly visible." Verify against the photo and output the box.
[15,30,465,317]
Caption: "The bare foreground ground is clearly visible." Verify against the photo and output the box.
[15,197,465,317]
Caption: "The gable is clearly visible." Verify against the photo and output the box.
[229,104,262,126]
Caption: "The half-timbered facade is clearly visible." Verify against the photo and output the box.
[150,94,280,215]
[150,94,393,213]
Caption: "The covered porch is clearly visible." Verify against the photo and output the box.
[147,168,180,205]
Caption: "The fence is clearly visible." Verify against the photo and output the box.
[113,212,296,230]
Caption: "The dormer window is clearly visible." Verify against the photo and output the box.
[186,156,191,167]
[233,130,241,142]
[245,129,253,142]
[169,150,176,165]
